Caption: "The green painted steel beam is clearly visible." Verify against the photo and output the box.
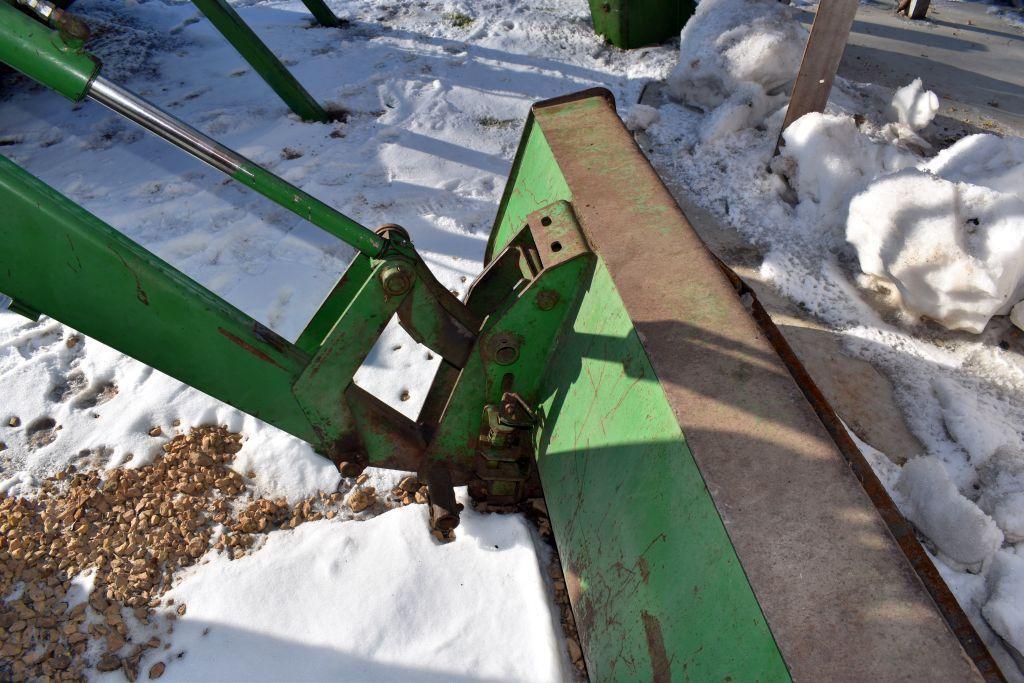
[230,161,384,257]
[298,0,343,28]
[538,259,789,681]
[291,258,409,458]
[0,154,427,472]
[488,96,790,680]
[0,155,318,444]
[295,254,374,353]
[588,0,694,49]
[426,204,596,483]
[190,0,330,122]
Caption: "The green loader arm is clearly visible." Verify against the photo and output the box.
[0,3,483,530]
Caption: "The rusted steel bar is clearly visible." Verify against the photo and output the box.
[716,262,1005,682]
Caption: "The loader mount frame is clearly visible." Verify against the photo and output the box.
[0,153,601,538]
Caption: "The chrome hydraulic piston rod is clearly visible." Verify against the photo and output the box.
[87,77,385,258]
[0,1,384,258]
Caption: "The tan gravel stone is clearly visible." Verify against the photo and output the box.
[398,476,420,493]
[346,488,376,513]
[96,653,121,672]
[0,425,319,682]
[122,656,139,682]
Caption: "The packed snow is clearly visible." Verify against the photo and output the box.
[889,77,940,132]
[622,103,660,132]
[977,446,1024,543]
[666,0,808,143]
[777,112,917,231]
[847,164,1024,334]
[666,0,806,113]
[844,128,1024,333]
[984,551,1024,657]
[895,455,1004,571]
[99,491,568,682]
[776,101,1024,338]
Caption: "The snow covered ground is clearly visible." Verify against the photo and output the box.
[964,0,1024,31]
[3,0,1024,678]
[101,491,568,682]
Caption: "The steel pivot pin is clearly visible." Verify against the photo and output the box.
[380,264,413,296]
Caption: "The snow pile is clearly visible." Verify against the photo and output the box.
[889,78,940,132]
[984,551,1024,657]
[876,78,938,153]
[769,79,937,244]
[665,0,807,142]
[977,447,1024,543]
[115,492,569,683]
[923,132,1024,195]
[623,104,661,132]
[896,456,1004,571]
[934,378,1021,473]
[775,113,916,239]
[846,135,1024,333]
[770,79,1024,333]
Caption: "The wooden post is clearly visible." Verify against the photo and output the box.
[775,0,859,151]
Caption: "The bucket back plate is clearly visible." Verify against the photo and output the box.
[492,90,991,681]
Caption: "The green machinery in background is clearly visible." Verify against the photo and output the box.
[588,0,694,49]
[6,0,341,121]
[0,5,1006,681]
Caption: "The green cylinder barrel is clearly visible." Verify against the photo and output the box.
[0,2,98,101]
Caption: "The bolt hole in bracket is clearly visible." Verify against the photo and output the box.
[422,200,595,518]
[291,202,591,540]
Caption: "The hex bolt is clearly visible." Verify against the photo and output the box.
[375,223,411,244]
[423,464,460,540]
[536,290,559,311]
[380,264,413,296]
[337,460,365,478]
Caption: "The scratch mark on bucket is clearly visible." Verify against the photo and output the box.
[641,610,672,683]
[218,328,286,369]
